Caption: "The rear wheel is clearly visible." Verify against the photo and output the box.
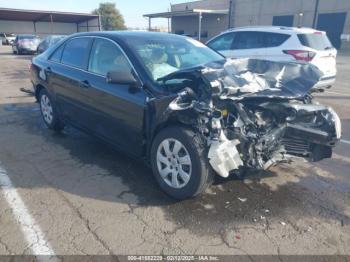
[151,126,214,199]
[39,89,64,132]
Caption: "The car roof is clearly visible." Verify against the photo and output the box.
[224,26,324,34]
[65,31,189,42]
[18,34,38,37]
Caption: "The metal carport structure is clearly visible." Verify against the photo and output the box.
[0,8,100,35]
[143,9,228,41]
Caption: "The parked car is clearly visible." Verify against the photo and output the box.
[0,33,16,45]
[37,35,66,54]
[30,32,341,199]
[12,34,41,55]
[207,26,337,89]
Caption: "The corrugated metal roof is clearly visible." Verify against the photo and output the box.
[0,8,98,23]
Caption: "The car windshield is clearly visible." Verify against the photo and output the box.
[125,35,224,81]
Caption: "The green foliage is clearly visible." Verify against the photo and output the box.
[92,2,126,30]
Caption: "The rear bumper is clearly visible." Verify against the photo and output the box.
[18,46,37,53]
[314,75,336,89]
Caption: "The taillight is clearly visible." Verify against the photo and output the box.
[283,50,316,62]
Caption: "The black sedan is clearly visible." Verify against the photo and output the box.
[30,32,340,199]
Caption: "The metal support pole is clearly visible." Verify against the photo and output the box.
[98,14,102,31]
[148,17,152,31]
[198,12,202,41]
[168,18,170,33]
[228,0,233,29]
[33,22,36,33]
[312,0,320,28]
[50,14,53,34]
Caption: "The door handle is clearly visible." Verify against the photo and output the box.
[79,80,90,88]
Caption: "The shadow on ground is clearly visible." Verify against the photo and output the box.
[1,102,349,237]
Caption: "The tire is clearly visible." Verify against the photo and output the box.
[39,89,64,132]
[150,126,214,199]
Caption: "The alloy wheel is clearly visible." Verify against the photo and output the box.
[156,138,192,189]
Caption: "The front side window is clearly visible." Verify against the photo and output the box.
[88,38,132,76]
[207,33,235,51]
[61,38,91,69]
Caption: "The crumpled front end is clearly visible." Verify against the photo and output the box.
[156,59,341,177]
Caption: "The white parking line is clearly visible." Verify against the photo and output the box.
[0,164,56,258]
[341,139,350,145]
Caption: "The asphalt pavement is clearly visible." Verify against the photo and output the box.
[0,45,349,257]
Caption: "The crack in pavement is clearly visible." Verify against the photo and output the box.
[31,164,114,255]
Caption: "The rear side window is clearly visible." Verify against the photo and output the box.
[297,33,333,50]
[49,44,64,62]
[233,31,289,49]
[264,32,290,47]
[61,38,92,69]
[207,33,235,51]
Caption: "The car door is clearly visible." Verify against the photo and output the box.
[82,37,147,156]
[48,37,93,129]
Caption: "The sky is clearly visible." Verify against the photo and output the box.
[0,0,195,28]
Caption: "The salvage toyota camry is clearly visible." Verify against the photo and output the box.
[30,32,341,199]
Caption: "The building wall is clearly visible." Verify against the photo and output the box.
[0,18,99,37]
[170,0,350,47]
[233,0,350,30]
[171,0,230,11]
[232,0,350,48]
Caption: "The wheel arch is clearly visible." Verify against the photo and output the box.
[145,115,199,162]
[34,84,47,101]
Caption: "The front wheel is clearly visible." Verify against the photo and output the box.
[39,89,64,132]
[151,127,214,199]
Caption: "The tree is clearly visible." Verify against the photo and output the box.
[92,2,126,30]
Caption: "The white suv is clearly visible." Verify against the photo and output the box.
[207,26,337,88]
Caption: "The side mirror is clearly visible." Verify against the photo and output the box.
[106,70,138,86]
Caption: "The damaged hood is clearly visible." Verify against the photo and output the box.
[160,58,323,100]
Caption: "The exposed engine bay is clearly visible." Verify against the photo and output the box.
[153,59,341,178]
